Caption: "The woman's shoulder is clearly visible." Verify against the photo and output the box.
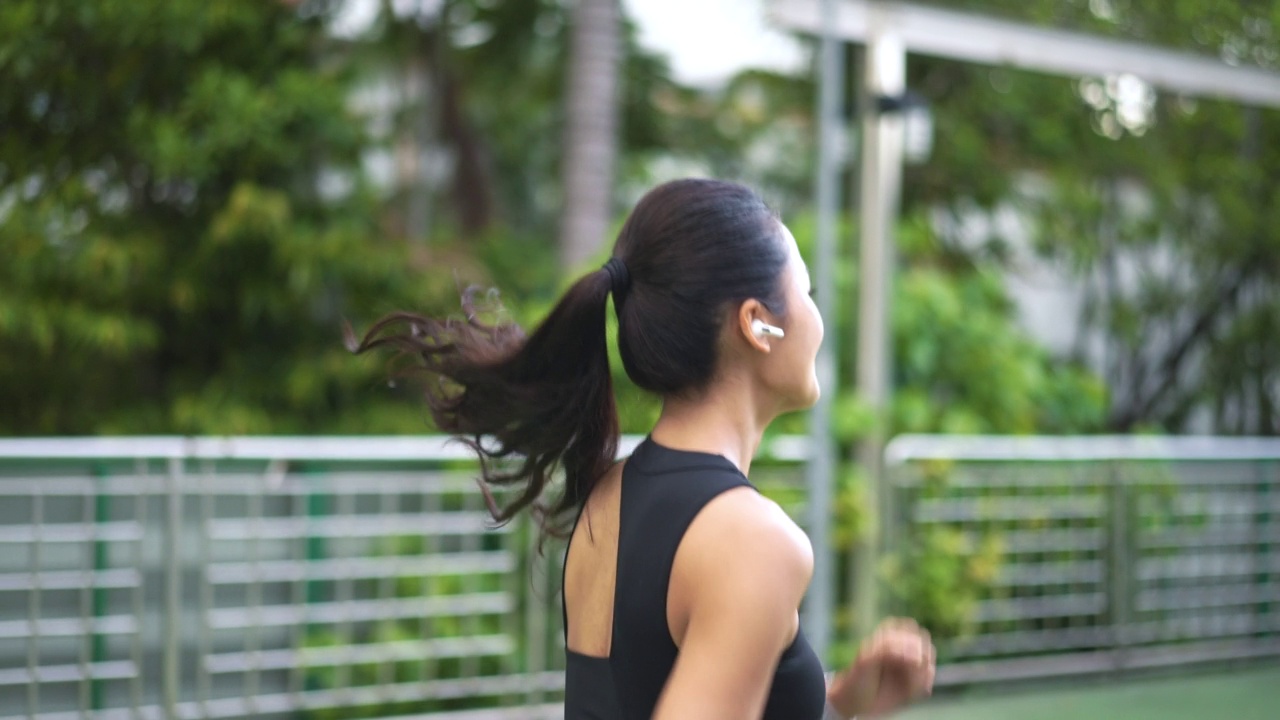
[680,485,814,593]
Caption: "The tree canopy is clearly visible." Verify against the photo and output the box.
[1,0,1274,436]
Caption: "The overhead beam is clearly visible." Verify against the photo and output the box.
[770,0,1280,108]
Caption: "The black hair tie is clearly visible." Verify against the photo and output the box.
[602,257,631,300]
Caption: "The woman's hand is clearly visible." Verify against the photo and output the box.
[826,617,936,718]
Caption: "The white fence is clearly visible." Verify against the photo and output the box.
[3,434,1279,718]
[885,434,1280,684]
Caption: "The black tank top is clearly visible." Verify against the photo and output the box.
[561,437,827,719]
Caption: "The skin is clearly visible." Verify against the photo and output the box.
[563,221,936,719]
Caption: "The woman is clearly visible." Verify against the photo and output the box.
[353,179,935,719]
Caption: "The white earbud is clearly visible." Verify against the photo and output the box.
[751,319,785,339]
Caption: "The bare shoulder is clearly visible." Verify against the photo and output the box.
[655,485,816,717]
[675,486,814,613]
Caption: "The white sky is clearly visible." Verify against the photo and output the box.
[332,0,806,87]
[620,0,807,86]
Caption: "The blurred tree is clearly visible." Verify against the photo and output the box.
[559,0,622,270]
[0,0,447,434]
[899,0,1280,434]
[362,0,667,265]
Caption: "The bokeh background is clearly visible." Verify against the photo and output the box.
[1,0,1278,718]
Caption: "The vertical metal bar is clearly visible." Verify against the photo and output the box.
[421,481,439,694]
[246,464,266,714]
[288,472,305,704]
[87,463,112,714]
[338,488,356,705]
[131,460,147,720]
[163,457,182,720]
[523,517,545,708]
[853,19,906,641]
[376,481,396,701]
[305,467,330,699]
[29,491,43,717]
[461,489,481,682]
[1253,459,1270,638]
[803,0,844,667]
[1107,460,1132,670]
[197,460,213,718]
[79,476,95,716]
[498,512,519,707]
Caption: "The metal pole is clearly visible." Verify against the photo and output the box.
[804,0,845,667]
[164,457,182,719]
[852,21,905,641]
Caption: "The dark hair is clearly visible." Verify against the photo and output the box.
[348,178,789,538]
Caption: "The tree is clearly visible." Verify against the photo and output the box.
[0,0,445,434]
[559,0,622,271]
[899,0,1280,434]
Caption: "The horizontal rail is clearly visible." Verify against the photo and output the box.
[207,512,505,540]
[174,672,566,720]
[0,614,138,639]
[994,560,1104,587]
[0,660,138,687]
[206,551,514,585]
[1138,554,1280,581]
[914,496,1104,522]
[207,592,513,629]
[204,634,516,673]
[886,434,1280,465]
[0,568,141,591]
[0,434,810,462]
[0,521,143,543]
[1137,582,1280,612]
[769,0,1280,107]
[938,638,1280,685]
[973,592,1107,622]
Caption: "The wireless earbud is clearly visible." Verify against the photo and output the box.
[751,319,785,339]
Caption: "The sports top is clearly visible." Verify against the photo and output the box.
[561,437,827,719]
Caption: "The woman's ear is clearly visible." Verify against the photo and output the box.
[736,299,773,353]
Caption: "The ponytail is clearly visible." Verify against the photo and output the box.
[348,268,620,539]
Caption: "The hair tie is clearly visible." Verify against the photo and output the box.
[602,257,631,299]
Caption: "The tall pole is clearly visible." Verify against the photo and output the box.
[803,0,844,667]
[559,0,621,271]
[852,22,905,641]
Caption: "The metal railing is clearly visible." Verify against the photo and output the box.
[0,436,809,720]
[885,434,1280,684]
[5,433,1279,718]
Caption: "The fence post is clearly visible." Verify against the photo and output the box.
[88,463,111,712]
[524,516,547,708]
[164,457,183,719]
[1255,459,1273,638]
[1107,460,1132,671]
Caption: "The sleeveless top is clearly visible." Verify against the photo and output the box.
[561,437,827,719]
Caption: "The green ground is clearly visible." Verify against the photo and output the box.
[898,664,1280,720]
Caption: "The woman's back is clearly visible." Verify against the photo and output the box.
[562,437,826,719]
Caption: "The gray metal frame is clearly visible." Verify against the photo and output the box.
[772,0,1280,641]
[884,434,1280,685]
[0,436,809,720]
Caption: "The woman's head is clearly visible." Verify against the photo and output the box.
[349,178,821,539]
[610,178,823,411]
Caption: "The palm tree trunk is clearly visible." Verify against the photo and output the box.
[559,0,621,271]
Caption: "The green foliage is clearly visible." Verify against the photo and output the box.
[300,532,512,718]
[882,525,1004,645]
[0,0,451,434]
[905,0,1280,434]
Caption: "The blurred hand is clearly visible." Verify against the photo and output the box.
[826,617,936,718]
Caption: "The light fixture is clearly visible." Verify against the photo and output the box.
[876,91,934,164]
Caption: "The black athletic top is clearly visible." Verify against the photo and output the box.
[561,437,827,719]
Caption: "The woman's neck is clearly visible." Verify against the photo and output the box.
[649,376,774,476]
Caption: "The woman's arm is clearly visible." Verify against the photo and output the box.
[652,488,813,720]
